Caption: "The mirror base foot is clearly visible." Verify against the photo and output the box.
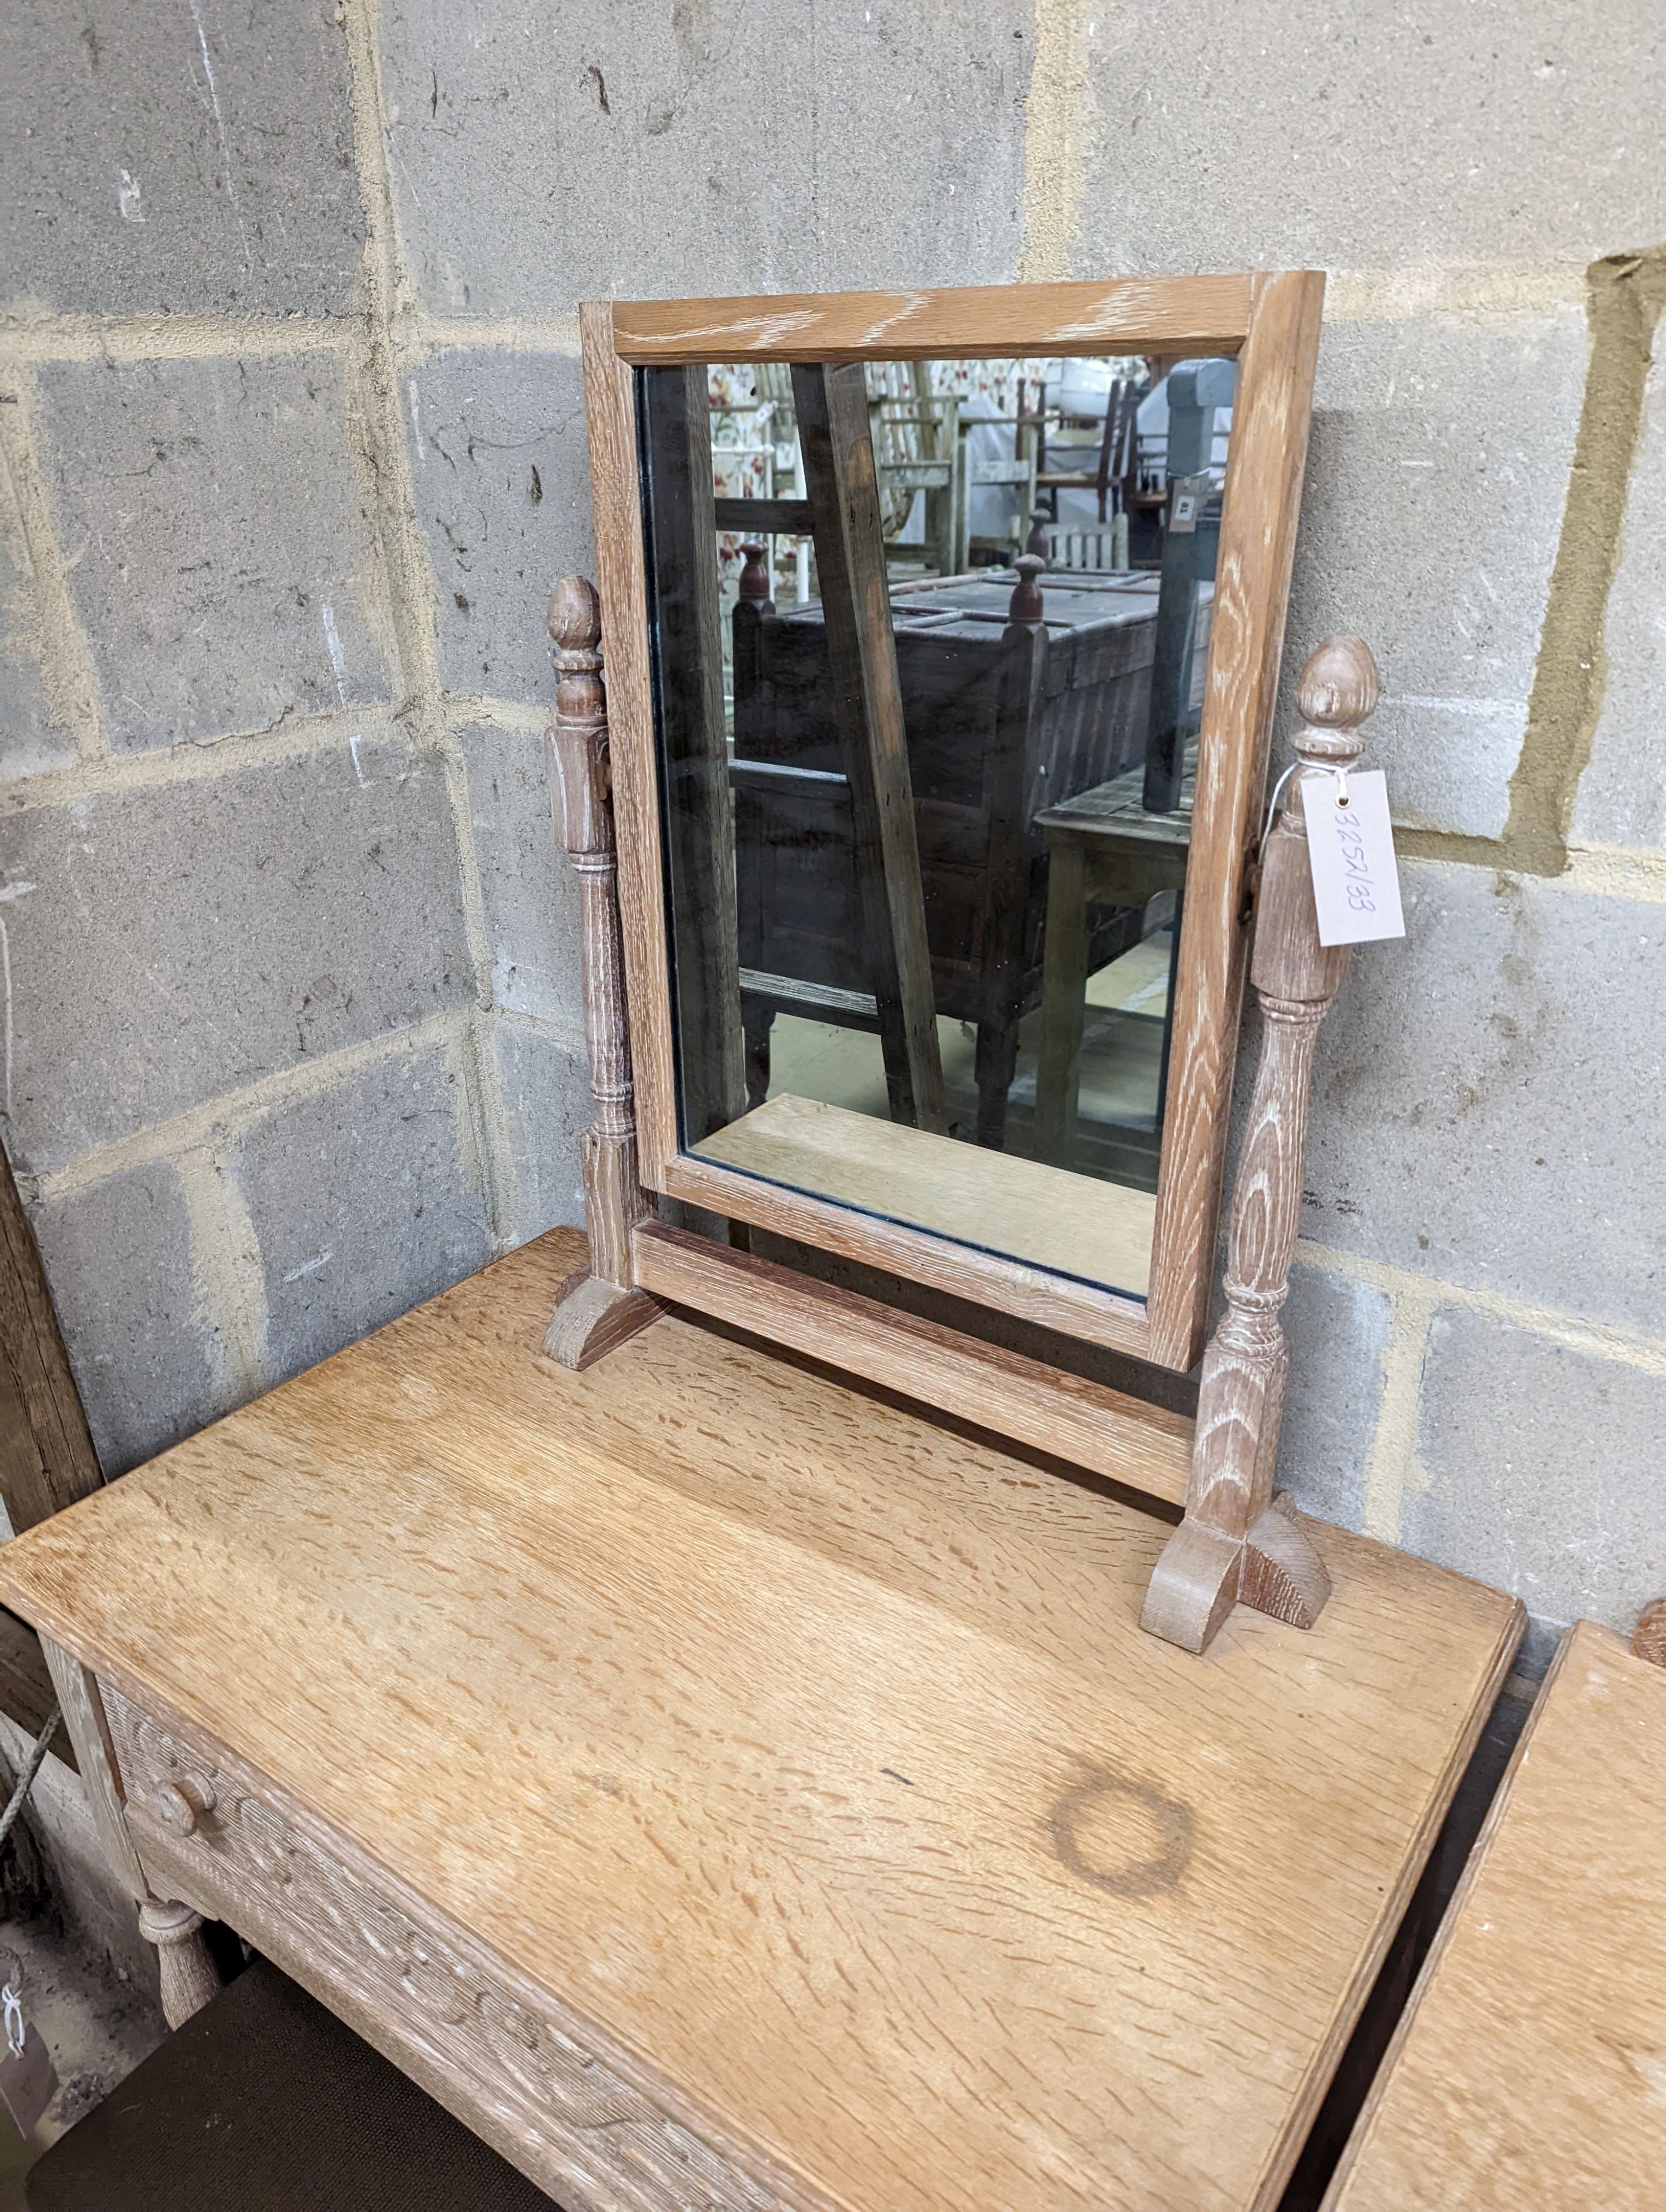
[544,1271,661,1371]
[1141,1494,1330,1655]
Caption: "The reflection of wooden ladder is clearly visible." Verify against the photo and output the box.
[645,363,946,1142]
[868,362,961,579]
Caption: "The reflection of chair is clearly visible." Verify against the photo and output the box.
[870,364,962,578]
[1032,747,1197,1178]
[957,405,1039,569]
[732,561,1164,1150]
[1036,376,1142,525]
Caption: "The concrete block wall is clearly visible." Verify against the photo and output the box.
[1,0,1662,1712]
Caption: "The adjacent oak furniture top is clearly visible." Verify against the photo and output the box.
[1324,1617,1666,2212]
[0,1229,1522,2212]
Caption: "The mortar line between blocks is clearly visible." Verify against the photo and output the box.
[174,1148,272,1409]
[444,695,553,736]
[1018,0,1094,285]
[1296,1236,1666,1376]
[0,703,401,812]
[400,313,582,363]
[1558,842,1666,903]
[0,316,356,367]
[0,363,104,763]
[340,0,516,1245]
[1359,1276,1440,1545]
[495,1005,589,1062]
[24,1008,474,1206]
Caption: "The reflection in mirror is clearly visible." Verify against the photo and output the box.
[640,351,1234,1305]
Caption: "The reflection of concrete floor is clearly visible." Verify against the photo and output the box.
[763,933,1172,1169]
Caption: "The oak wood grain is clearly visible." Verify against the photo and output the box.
[0,1230,1521,2212]
[581,304,680,1187]
[631,1220,1190,1504]
[659,1143,1153,1359]
[107,1687,793,2211]
[610,276,1258,363]
[1147,269,1326,1370]
[1324,1621,1666,2212]
[1144,637,1378,1651]
[585,274,1322,1397]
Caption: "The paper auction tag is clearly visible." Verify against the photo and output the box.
[1299,770,1406,947]
[1167,472,1209,534]
[0,1982,57,2140]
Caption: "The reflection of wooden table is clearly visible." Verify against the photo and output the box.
[1033,754,1196,1169]
[0,1228,1523,2212]
[1325,1618,1666,2212]
[734,569,1172,1147]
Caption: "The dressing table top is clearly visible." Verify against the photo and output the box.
[0,1228,1522,2212]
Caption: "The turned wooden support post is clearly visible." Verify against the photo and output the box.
[137,1897,222,2028]
[1142,636,1382,1655]
[39,1639,222,2027]
[541,577,660,1371]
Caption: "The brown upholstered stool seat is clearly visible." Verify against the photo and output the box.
[27,1955,558,2210]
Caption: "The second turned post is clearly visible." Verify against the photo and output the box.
[1142,636,1383,1654]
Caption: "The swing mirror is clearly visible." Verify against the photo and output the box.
[584,276,1323,1374]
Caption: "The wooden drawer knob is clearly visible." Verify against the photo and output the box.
[139,1776,215,1837]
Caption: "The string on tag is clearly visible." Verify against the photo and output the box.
[2,1987,24,2062]
[1259,760,1352,859]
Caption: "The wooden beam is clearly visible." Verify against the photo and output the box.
[0,1144,102,1767]
[0,1607,75,1771]
[792,363,946,1133]
[711,497,814,534]
[0,1147,102,1530]
[633,1221,1192,1507]
[610,275,1259,363]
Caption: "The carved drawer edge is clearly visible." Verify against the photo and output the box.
[101,1681,825,2212]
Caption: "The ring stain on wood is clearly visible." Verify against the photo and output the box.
[1050,1766,1193,1898]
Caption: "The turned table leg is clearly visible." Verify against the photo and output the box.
[137,1897,221,2028]
[41,1638,222,2025]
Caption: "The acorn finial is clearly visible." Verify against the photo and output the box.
[1294,636,1381,762]
[548,577,601,669]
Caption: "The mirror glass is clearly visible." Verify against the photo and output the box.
[639,351,1234,1304]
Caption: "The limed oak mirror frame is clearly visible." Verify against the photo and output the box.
[572,273,1324,1395]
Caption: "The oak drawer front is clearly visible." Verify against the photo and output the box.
[102,1684,792,2212]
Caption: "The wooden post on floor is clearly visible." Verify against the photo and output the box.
[1141,636,1382,1655]
[541,578,661,1371]
[792,363,946,1134]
